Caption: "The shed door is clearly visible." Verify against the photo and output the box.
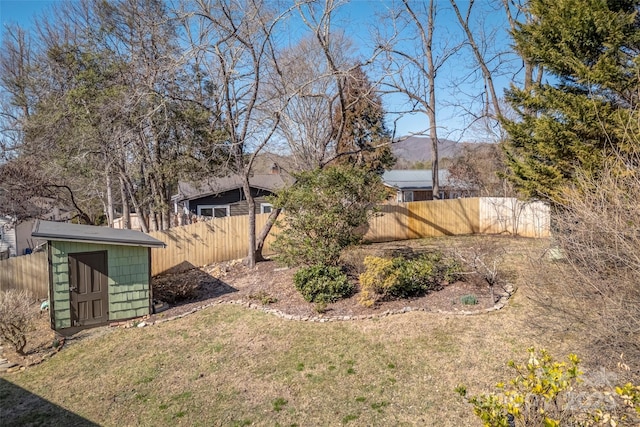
[69,251,109,327]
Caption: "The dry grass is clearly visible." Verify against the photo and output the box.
[0,236,631,426]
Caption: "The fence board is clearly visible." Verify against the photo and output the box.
[0,251,48,299]
[364,198,480,242]
[479,198,550,238]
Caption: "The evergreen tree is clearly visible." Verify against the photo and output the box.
[502,0,640,201]
[333,65,395,174]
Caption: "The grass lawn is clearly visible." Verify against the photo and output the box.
[0,236,598,426]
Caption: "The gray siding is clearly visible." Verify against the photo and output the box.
[189,187,275,216]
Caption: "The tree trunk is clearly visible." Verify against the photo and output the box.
[243,178,257,268]
[121,173,149,233]
[450,0,503,118]
[119,176,131,229]
[254,207,282,262]
[106,166,115,228]
[426,0,439,199]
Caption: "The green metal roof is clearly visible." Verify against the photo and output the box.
[32,220,166,248]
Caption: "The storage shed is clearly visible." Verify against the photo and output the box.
[31,220,166,334]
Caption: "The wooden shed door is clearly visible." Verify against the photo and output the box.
[69,251,109,327]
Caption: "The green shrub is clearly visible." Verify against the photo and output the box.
[248,291,277,305]
[271,165,388,267]
[294,265,354,303]
[460,294,478,305]
[358,252,463,307]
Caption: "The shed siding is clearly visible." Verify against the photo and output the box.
[50,241,150,329]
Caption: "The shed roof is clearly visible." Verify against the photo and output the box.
[32,220,166,248]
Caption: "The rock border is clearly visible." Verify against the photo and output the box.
[145,284,515,327]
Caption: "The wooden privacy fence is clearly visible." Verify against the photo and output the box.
[148,213,280,276]
[0,197,549,290]
[0,251,48,299]
[148,197,549,275]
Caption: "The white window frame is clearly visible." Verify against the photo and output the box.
[260,203,273,214]
[197,205,230,218]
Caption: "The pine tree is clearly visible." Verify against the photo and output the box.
[333,65,395,174]
[502,0,640,201]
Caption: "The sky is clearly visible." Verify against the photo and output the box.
[0,0,519,141]
[0,0,53,35]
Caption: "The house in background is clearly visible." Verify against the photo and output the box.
[172,171,292,218]
[1,215,56,258]
[0,215,16,259]
[382,169,477,202]
[0,198,75,257]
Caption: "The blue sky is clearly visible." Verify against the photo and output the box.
[0,0,519,141]
[0,0,55,34]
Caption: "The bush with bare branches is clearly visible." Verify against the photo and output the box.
[0,289,38,355]
[554,163,640,367]
[455,242,507,304]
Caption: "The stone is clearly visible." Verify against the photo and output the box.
[0,361,16,371]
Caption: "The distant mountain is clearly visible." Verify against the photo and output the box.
[391,136,462,163]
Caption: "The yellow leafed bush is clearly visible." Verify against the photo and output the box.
[358,256,398,307]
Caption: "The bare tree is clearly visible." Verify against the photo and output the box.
[182,0,291,267]
[447,0,542,139]
[0,25,33,162]
[377,0,461,199]
[268,33,349,170]
[449,0,504,133]
[256,1,391,262]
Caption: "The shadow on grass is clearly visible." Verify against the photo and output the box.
[0,378,99,426]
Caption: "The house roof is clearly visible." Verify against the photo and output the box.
[382,170,451,190]
[31,220,166,248]
[174,173,292,202]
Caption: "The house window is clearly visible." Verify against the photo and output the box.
[439,191,446,199]
[197,205,230,218]
[403,191,414,202]
[260,203,273,214]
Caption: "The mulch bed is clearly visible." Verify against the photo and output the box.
[146,257,504,323]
